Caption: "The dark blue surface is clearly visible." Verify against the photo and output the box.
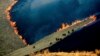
[10,0,100,44]
[49,19,100,51]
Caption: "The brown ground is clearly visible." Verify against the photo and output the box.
[30,50,100,56]
[0,0,100,56]
[0,0,25,56]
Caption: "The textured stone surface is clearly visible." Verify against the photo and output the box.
[0,0,25,56]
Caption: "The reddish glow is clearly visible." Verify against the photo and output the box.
[57,15,96,32]
[30,49,100,56]
[14,28,19,35]
[5,0,17,20]
[71,20,82,26]
[10,21,16,27]
[57,20,81,32]
[83,15,97,26]
[5,0,97,45]
[57,23,70,31]
[89,15,97,21]
[22,39,27,45]
[19,35,23,40]
[5,0,27,45]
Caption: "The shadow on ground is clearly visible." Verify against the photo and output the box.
[49,18,100,52]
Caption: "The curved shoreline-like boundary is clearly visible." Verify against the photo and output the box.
[5,0,27,45]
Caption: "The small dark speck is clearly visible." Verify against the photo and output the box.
[72,29,74,32]
[68,31,70,33]
[50,42,52,45]
[56,38,59,41]
[62,33,66,36]
[33,46,35,48]
[56,38,62,41]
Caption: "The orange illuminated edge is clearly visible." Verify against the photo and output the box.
[5,0,28,45]
[57,15,96,32]
[5,0,97,45]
